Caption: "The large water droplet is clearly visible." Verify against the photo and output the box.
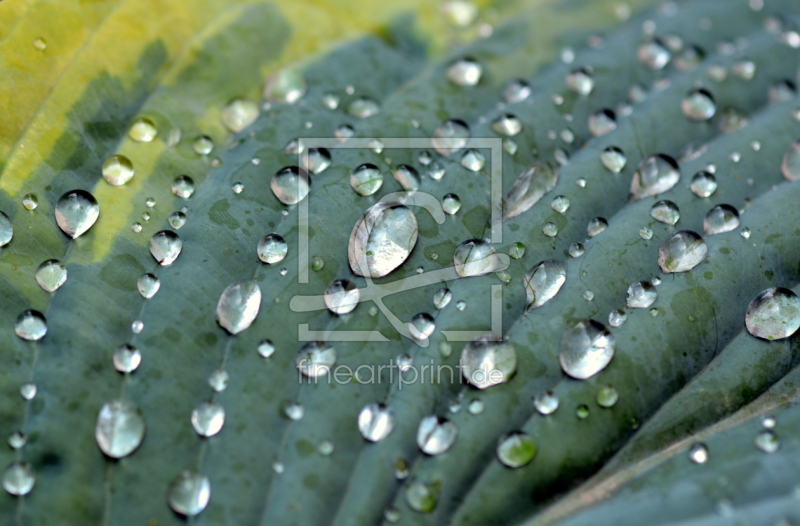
[149,230,182,266]
[2,462,35,496]
[432,120,470,157]
[296,341,336,377]
[781,141,800,181]
[358,403,396,442]
[350,164,384,196]
[600,146,627,173]
[703,204,739,235]
[216,280,261,335]
[392,165,420,192]
[167,471,211,517]
[690,171,717,197]
[497,432,536,468]
[95,399,146,458]
[745,287,800,340]
[113,344,141,373]
[221,98,259,132]
[191,401,225,437]
[324,279,360,315]
[650,200,680,225]
[271,166,310,205]
[137,273,160,299]
[35,259,66,292]
[417,415,458,455]
[559,320,615,380]
[14,310,46,341]
[630,154,681,201]
[524,260,566,310]
[446,57,482,86]
[349,202,418,278]
[257,234,288,264]
[460,337,517,389]
[102,155,134,186]
[682,88,716,120]
[0,211,12,246]
[588,109,617,136]
[55,190,99,239]
[658,231,708,273]
[453,240,506,277]
[503,162,559,219]
[626,281,657,308]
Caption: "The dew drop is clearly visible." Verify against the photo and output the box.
[596,385,619,407]
[221,98,259,133]
[703,205,739,235]
[347,96,380,118]
[588,109,617,137]
[129,117,158,142]
[149,230,182,266]
[638,39,672,69]
[689,443,709,464]
[55,190,99,239]
[324,279,360,315]
[446,57,482,86]
[551,195,570,213]
[192,136,213,155]
[491,114,522,136]
[264,68,306,104]
[650,200,680,225]
[301,147,332,174]
[406,480,438,513]
[460,337,517,389]
[34,259,66,293]
[658,231,708,273]
[392,165,420,192]
[780,141,800,181]
[409,313,436,342]
[601,147,627,173]
[502,79,531,103]
[171,175,195,199]
[257,234,288,264]
[167,471,211,517]
[453,239,507,277]
[14,310,46,341]
[608,309,627,327]
[215,280,261,335]
[587,217,608,238]
[358,403,396,442]
[497,432,536,468]
[533,390,559,415]
[690,171,717,197]
[113,344,141,373]
[441,193,461,215]
[95,400,145,458]
[754,430,780,453]
[682,88,716,120]
[22,193,38,210]
[559,320,615,380]
[566,66,595,95]
[296,341,336,377]
[569,243,585,258]
[432,119,470,157]
[349,202,418,278]
[524,260,566,310]
[433,288,453,310]
[2,462,35,496]
[417,415,458,455]
[460,149,485,171]
[271,166,310,205]
[0,211,12,246]
[350,164,384,196]
[503,162,559,219]
[191,401,225,437]
[630,154,681,201]
[208,369,229,392]
[745,287,800,340]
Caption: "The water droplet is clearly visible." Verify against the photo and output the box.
[324,279,360,315]
[754,430,780,453]
[358,403,396,442]
[2,462,35,496]
[508,242,526,260]
[349,202,418,278]
[350,164,384,196]
[191,401,225,437]
[113,344,141,373]
[442,194,461,215]
[221,98,259,133]
[95,400,145,458]
[129,117,157,142]
[131,320,144,334]
[441,0,478,26]
[432,288,453,310]
[271,166,310,205]
[583,290,595,301]
[626,281,657,309]
[599,146,628,173]
[608,309,627,327]
[650,200,680,225]
[453,240,506,277]
[427,161,445,180]
[320,92,340,110]
[264,68,306,103]
[638,39,671,69]
[167,471,211,517]
[565,66,594,95]
[524,260,566,310]
[460,149,485,171]
[317,439,334,456]
[704,205,739,235]
[145,197,156,208]
[588,109,617,137]
[658,231,708,273]
[391,165,420,192]
[406,480,438,513]
[639,227,653,240]
[19,382,36,400]
[257,234,288,264]
[468,399,484,414]
[630,154,681,201]
[559,319,615,380]
[532,390,559,415]
[674,45,705,71]
[296,341,336,377]
[311,256,325,272]
[192,135,213,155]
[166,127,181,147]
[502,79,531,103]
[497,432,537,468]
[689,443,709,464]
[690,171,717,197]
[569,242,585,258]
[208,369,229,392]
[284,401,304,420]
[22,193,38,210]
[432,119,470,156]
[682,88,716,121]
[503,162,559,219]
[745,288,800,340]
[719,107,748,133]
[576,405,590,419]
[347,96,380,118]
[550,195,570,213]
[55,190,99,238]
[34,259,66,293]
[587,217,608,238]
[596,385,619,408]
[216,280,261,335]
[409,313,436,342]
[0,211,12,246]
[769,80,796,104]
[446,57,482,86]
[7,431,26,450]
[491,114,522,136]
[417,415,458,455]
[335,124,355,141]
[762,416,777,429]
[14,310,46,341]
[301,147,332,174]
[149,230,182,266]
[171,175,195,199]
[460,337,517,389]
[781,141,800,181]
[134,273,160,300]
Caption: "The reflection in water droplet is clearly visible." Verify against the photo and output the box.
[681,88,716,120]
[129,117,157,142]
[14,310,47,341]
[588,109,617,137]
[432,119,470,157]
[20,382,36,400]
[689,443,709,464]
[576,405,590,419]
[8,432,26,450]
[453,240,506,277]
[650,200,680,225]
[257,339,275,358]
[35,259,66,293]
[587,217,608,238]
[350,164,384,196]
[349,202,418,278]
[559,320,615,380]
[55,190,100,239]
[392,165,420,192]
[690,171,717,197]
[191,401,225,437]
[460,337,517,389]
[102,155,134,186]
[409,313,436,342]
[358,403,396,442]
[271,166,310,205]
[703,205,739,235]
[324,279,360,315]
[745,287,800,340]
[167,471,211,517]
[257,234,288,264]
[497,432,537,468]
[446,57,482,86]
[296,341,336,377]
[417,415,458,455]
[149,230,182,266]
[95,399,145,458]
[524,260,566,310]
[658,231,708,273]
[503,162,559,219]
[630,154,681,201]
[566,66,594,95]
[0,211,12,246]
[221,99,259,132]
[321,92,340,110]
[113,344,141,373]
[2,462,35,496]
[171,176,195,199]
[215,280,261,335]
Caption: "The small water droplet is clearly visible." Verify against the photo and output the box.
[658,231,708,273]
[651,200,680,225]
[311,256,325,272]
[350,164,384,196]
[502,79,531,103]
[442,193,461,215]
[467,399,484,415]
[406,480,438,513]
[565,66,594,95]
[301,147,332,174]
[324,279,360,315]
[630,154,681,201]
[745,288,800,340]
[221,99,259,133]
[14,310,46,341]
[271,166,310,205]
[216,280,261,335]
[674,45,705,71]
[131,320,144,334]
[417,415,458,455]
[34,259,66,293]
[550,196,570,214]
[7,431,26,450]
[349,202,418,278]
[460,149,485,171]
[55,190,99,238]
[609,309,627,327]
[542,222,558,237]
[433,288,453,310]
[2,462,35,496]
[569,242,585,258]
[113,344,141,373]
[264,68,306,103]
[576,404,590,419]
[497,432,536,468]
[191,401,225,437]
[559,320,615,379]
[689,443,709,463]
[588,109,617,137]
[781,141,800,181]
[460,337,517,389]
[33,38,46,50]
[626,281,657,308]
[136,273,160,300]
[732,59,756,80]
[22,193,38,210]
[596,385,619,408]
[296,341,336,377]
[533,390,559,415]
[192,136,213,155]
[587,217,608,238]
[257,234,288,264]
[432,119,470,157]
[347,96,380,118]
[755,430,780,453]
[167,471,211,517]
[703,205,739,235]
[171,176,195,199]
[453,240,506,277]
[129,117,157,142]
[638,39,672,69]
[491,114,522,136]
[447,57,482,86]
[335,124,355,141]
[149,230,182,266]
[208,369,229,392]
[392,165,420,192]
[639,227,653,240]
[358,403,396,442]
[690,171,717,197]
[600,147,627,173]
[682,88,716,120]
[409,313,436,342]
[524,260,566,310]
[19,382,36,400]
[95,399,145,458]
